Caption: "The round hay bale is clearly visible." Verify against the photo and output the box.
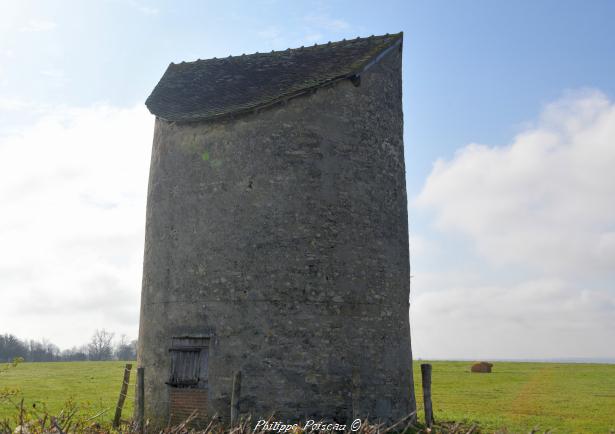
[470,361,493,373]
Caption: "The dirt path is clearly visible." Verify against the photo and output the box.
[508,365,556,418]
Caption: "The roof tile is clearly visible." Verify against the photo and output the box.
[145,33,402,122]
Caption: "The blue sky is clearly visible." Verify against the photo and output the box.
[1,0,614,358]
[3,0,615,191]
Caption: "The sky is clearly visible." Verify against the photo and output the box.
[1,0,614,359]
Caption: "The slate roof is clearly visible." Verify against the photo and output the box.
[145,33,403,122]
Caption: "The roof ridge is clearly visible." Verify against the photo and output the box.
[169,32,403,66]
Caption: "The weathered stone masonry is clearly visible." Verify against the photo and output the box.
[138,33,415,427]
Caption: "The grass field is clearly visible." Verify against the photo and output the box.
[0,361,136,426]
[1,361,615,432]
[413,361,615,433]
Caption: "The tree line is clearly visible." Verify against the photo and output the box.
[0,329,136,362]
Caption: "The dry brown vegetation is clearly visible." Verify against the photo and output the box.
[1,405,479,434]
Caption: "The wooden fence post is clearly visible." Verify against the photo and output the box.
[137,367,145,433]
[230,370,242,426]
[421,363,434,427]
[113,363,132,428]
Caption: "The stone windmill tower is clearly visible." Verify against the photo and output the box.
[138,32,415,428]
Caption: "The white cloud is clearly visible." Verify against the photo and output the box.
[256,26,289,49]
[40,68,64,79]
[298,12,352,47]
[0,98,49,112]
[416,90,615,276]
[411,90,615,359]
[128,0,159,16]
[299,33,324,46]
[257,26,282,40]
[138,6,159,16]
[39,68,67,88]
[411,278,615,360]
[0,104,153,348]
[19,19,57,33]
[304,14,350,33]
[255,13,353,52]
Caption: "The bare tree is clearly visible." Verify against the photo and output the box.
[115,334,137,361]
[88,329,115,361]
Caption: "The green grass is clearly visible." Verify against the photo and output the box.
[1,361,614,432]
[0,361,135,425]
[413,361,615,433]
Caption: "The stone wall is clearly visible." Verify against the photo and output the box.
[137,43,415,427]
